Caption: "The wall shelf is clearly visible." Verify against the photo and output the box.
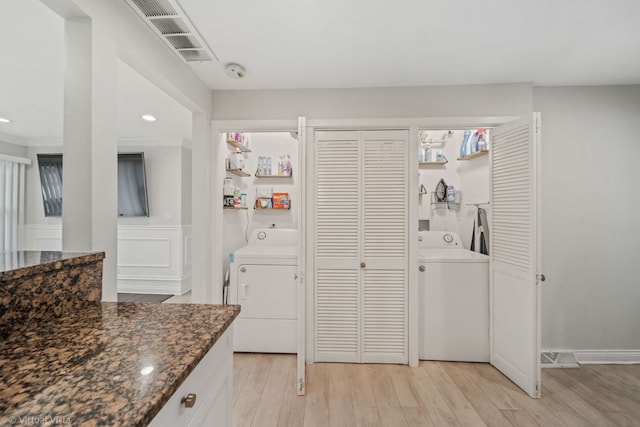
[419,156,448,166]
[226,168,250,177]
[226,139,252,152]
[223,206,248,210]
[255,173,292,178]
[458,150,489,161]
[254,197,291,210]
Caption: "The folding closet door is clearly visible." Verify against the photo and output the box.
[313,130,408,364]
[314,131,361,363]
[490,114,541,398]
[361,131,409,364]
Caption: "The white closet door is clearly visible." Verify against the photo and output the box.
[314,131,361,362]
[361,130,409,363]
[490,114,542,398]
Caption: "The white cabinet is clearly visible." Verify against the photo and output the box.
[150,326,234,427]
[313,130,409,364]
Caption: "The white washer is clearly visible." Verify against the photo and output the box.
[229,228,298,353]
[418,231,490,362]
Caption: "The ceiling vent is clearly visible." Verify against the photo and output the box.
[124,0,218,63]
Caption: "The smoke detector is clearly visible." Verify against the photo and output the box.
[225,63,246,80]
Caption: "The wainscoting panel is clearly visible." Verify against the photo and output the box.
[21,224,192,295]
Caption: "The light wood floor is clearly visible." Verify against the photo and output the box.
[233,353,640,427]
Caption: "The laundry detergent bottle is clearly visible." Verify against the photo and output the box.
[460,130,471,158]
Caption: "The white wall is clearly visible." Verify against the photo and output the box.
[222,132,298,276]
[535,85,640,354]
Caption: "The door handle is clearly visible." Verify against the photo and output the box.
[360,262,366,268]
[419,265,425,272]
[240,283,247,299]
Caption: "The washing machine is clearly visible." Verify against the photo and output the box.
[418,231,490,362]
[229,228,298,353]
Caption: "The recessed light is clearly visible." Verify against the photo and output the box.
[141,114,157,122]
[0,117,12,123]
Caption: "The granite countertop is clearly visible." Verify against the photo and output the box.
[0,251,104,282]
[0,302,240,426]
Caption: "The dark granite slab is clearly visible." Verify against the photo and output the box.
[0,251,104,339]
[0,302,240,427]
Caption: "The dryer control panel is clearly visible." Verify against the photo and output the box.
[418,231,462,248]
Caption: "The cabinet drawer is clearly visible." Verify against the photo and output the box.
[150,326,233,427]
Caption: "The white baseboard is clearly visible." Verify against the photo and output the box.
[118,275,191,295]
[573,350,640,364]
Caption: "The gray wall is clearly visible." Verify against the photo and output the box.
[534,85,640,351]
[212,83,533,119]
[212,82,640,353]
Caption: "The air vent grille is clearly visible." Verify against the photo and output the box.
[151,17,189,35]
[167,35,201,49]
[124,0,217,63]
[130,0,176,17]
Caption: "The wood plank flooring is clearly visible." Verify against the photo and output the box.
[233,353,640,427]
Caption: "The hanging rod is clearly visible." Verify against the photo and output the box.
[466,201,490,206]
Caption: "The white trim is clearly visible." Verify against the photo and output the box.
[25,138,64,147]
[117,276,190,295]
[408,126,419,368]
[0,133,28,146]
[574,350,640,364]
[307,116,519,130]
[117,225,186,231]
[211,119,298,132]
[0,154,31,165]
[117,138,192,148]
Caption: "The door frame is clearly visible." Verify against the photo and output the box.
[210,118,304,393]
[304,116,519,368]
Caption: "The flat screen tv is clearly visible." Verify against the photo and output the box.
[118,153,149,217]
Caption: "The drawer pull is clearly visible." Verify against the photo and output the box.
[181,393,197,408]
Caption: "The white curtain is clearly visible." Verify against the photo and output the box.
[0,157,27,253]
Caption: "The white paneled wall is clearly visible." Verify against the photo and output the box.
[21,225,192,295]
[117,225,192,295]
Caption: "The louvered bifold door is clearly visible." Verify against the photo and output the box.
[314,131,361,362]
[361,130,409,364]
[490,114,541,398]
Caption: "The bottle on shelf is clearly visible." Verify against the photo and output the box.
[477,130,487,152]
[469,131,480,154]
[285,155,292,176]
[460,130,471,158]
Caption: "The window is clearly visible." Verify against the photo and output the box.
[37,154,63,217]
[36,153,150,217]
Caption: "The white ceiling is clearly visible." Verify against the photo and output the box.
[179,0,640,90]
[0,0,191,142]
[2,0,639,141]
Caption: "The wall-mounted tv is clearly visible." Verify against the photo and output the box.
[118,153,149,217]
[37,152,150,217]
